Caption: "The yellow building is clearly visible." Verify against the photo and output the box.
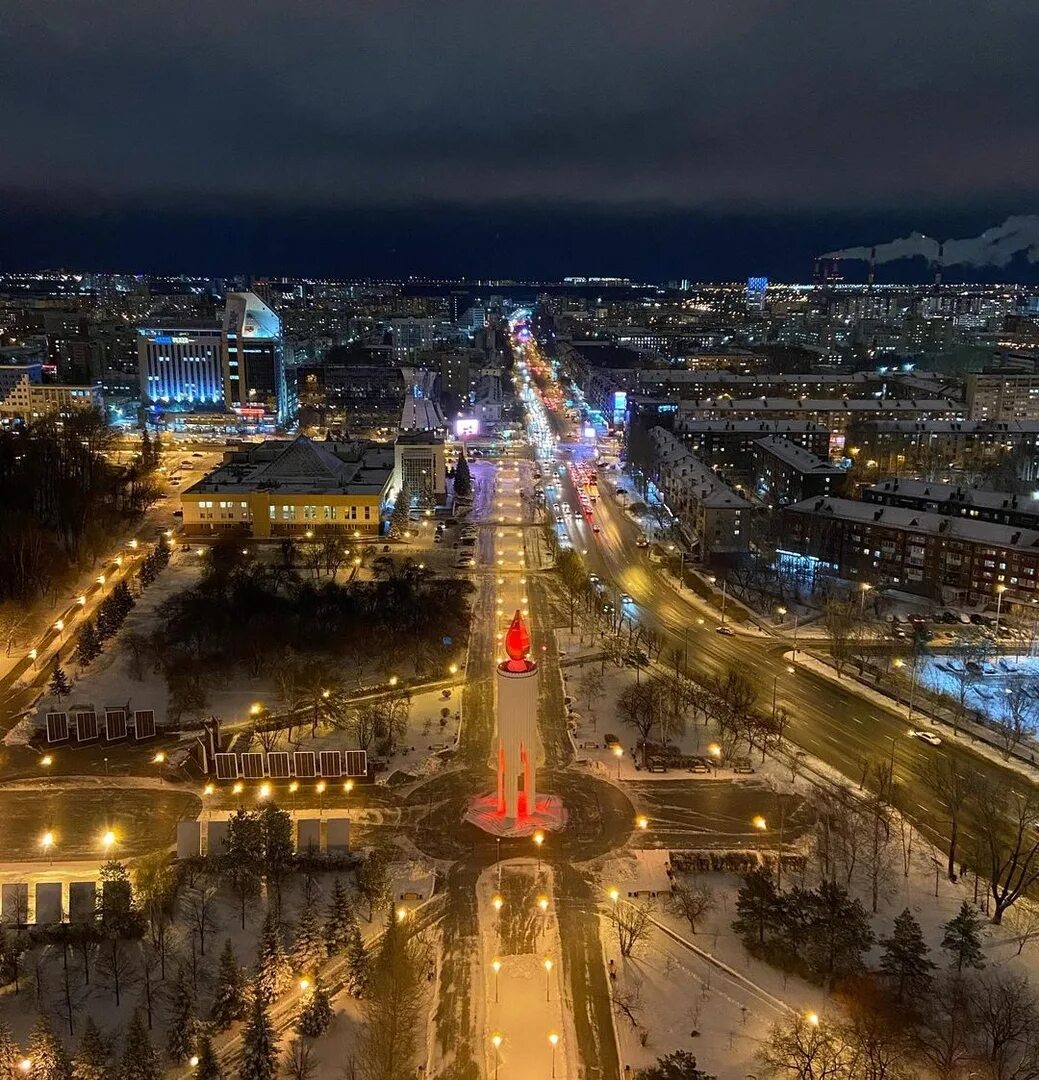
[181,435,393,539]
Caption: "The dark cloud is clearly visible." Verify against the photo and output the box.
[1,2,1037,274]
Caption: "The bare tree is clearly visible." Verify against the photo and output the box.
[946,634,989,733]
[993,676,1038,760]
[1005,903,1039,957]
[970,971,1039,1080]
[759,1014,857,1079]
[184,886,220,957]
[915,973,976,1077]
[610,975,644,1029]
[822,597,859,678]
[922,757,975,881]
[976,779,1039,924]
[667,880,716,934]
[286,1037,320,1079]
[606,900,653,958]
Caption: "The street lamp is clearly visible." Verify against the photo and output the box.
[41,831,54,865]
[289,780,298,811]
[232,781,244,804]
[343,779,354,794]
[543,957,553,1002]
[859,582,873,616]
[608,886,620,904]
[491,1034,503,1080]
[258,782,271,800]
[548,1033,560,1078]
[491,958,502,1002]
[996,583,1008,636]
[533,830,545,869]
[492,895,503,914]
[316,780,326,812]
[708,743,721,776]
[101,830,116,853]
[636,816,648,831]
[40,754,52,768]
[752,815,767,831]
[807,1012,820,1027]
[613,744,623,779]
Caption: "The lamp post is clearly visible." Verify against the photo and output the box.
[543,957,553,1002]
[41,831,54,866]
[859,582,872,617]
[995,584,1007,637]
[533,830,544,870]
[548,1033,560,1078]
[613,744,623,779]
[491,958,502,1003]
[491,1034,503,1080]
[708,743,721,777]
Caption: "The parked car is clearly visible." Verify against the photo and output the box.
[715,625,735,636]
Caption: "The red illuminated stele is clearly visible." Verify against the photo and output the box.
[504,610,531,667]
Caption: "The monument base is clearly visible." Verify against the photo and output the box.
[464,792,567,838]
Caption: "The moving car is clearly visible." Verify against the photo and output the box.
[592,524,601,533]
[635,537,649,549]
[715,625,735,636]
[909,729,942,746]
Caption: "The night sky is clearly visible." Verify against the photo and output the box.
[2,1,1037,281]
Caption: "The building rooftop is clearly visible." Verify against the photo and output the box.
[649,427,753,509]
[184,435,394,497]
[865,479,1039,515]
[785,496,1039,549]
[755,435,842,475]
[852,419,1039,434]
[676,418,831,434]
[678,397,964,413]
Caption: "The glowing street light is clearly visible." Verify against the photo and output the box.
[533,830,545,869]
[449,663,459,675]
[636,816,648,831]
[491,957,502,1002]
[613,744,623,779]
[491,1033,503,1080]
[189,1055,199,1068]
[548,1033,560,1078]
[608,887,620,904]
[543,957,553,1002]
[395,906,408,923]
[41,831,54,865]
[807,1012,820,1027]
[258,782,271,800]
[492,894,503,913]
[753,815,767,831]
[232,781,244,803]
[101,830,116,852]
[203,783,215,796]
[538,895,549,913]
[77,595,86,607]
[316,780,326,811]
[299,977,311,992]
[388,675,399,687]
[19,1060,31,1074]
[40,754,52,768]
[343,779,354,794]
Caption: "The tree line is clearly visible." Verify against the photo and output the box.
[0,414,162,604]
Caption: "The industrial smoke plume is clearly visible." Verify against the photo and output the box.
[825,215,1039,268]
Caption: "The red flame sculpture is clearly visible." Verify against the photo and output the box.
[504,609,531,670]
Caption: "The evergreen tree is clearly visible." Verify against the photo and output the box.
[296,976,333,1038]
[803,880,874,985]
[0,1020,17,1076]
[73,1016,110,1080]
[164,964,196,1062]
[637,1050,715,1079]
[211,938,248,1029]
[95,597,118,641]
[113,580,135,616]
[292,904,322,975]
[453,452,472,500]
[193,1034,223,1080]
[388,481,411,539]
[75,622,101,666]
[941,900,986,973]
[322,878,353,957]
[345,926,369,997]
[26,1014,71,1080]
[878,908,933,1002]
[239,988,278,1080]
[140,430,154,472]
[48,665,72,702]
[254,910,291,1004]
[119,1011,159,1080]
[732,869,783,950]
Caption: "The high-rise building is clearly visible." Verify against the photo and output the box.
[222,292,297,427]
[746,276,768,313]
[137,322,225,408]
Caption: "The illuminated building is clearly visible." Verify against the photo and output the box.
[137,322,225,408]
[223,292,297,427]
